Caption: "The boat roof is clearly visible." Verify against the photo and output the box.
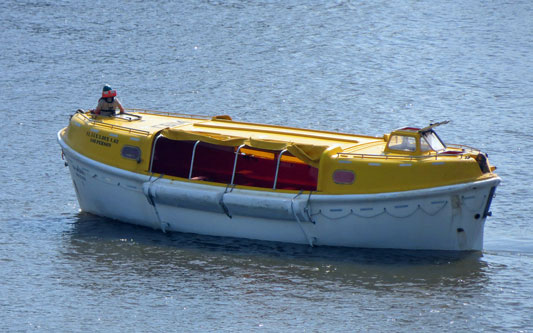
[103,110,383,150]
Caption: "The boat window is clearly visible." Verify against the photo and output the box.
[121,145,141,162]
[333,170,355,184]
[387,135,417,152]
[420,138,431,152]
[421,131,446,152]
[151,138,317,191]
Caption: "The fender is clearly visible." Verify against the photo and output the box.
[142,180,310,222]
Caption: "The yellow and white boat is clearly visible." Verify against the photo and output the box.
[58,109,501,251]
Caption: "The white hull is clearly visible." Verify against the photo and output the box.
[59,133,500,251]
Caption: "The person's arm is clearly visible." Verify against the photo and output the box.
[93,99,102,114]
[116,99,125,114]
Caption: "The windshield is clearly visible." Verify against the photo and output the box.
[387,135,417,152]
[421,131,446,152]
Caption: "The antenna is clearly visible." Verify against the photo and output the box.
[418,120,450,133]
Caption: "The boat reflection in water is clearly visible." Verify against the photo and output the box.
[64,212,489,293]
[58,109,500,251]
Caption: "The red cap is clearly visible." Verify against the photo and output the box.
[102,89,117,98]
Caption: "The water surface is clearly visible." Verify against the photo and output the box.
[1,0,532,331]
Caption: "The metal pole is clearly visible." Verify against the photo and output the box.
[189,141,200,179]
[149,134,162,174]
[273,149,287,190]
[231,144,246,186]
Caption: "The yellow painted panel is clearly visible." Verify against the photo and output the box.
[63,113,154,173]
[60,110,499,194]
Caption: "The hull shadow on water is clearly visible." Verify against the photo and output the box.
[62,212,490,291]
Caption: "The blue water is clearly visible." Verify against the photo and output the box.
[1,0,532,331]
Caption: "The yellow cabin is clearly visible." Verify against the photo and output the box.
[61,110,497,195]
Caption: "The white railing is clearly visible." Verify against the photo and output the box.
[125,108,210,119]
[337,145,480,161]
[75,110,151,136]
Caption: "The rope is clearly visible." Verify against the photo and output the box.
[304,191,315,224]
[219,184,235,219]
[145,174,167,232]
[291,190,315,247]
[309,201,449,220]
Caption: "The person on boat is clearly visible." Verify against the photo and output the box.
[93,84,125,116]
